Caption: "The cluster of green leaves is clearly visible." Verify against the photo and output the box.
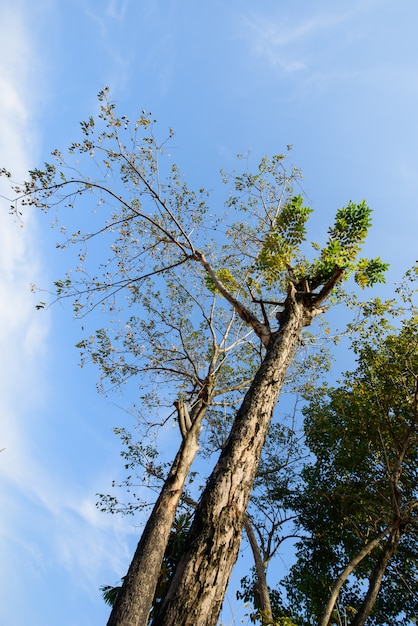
[204,267,239,294]
[308,201,388,290]
[255,195,312,284]
[218,159,387,298]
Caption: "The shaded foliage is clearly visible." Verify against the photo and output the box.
[285,283,418,625]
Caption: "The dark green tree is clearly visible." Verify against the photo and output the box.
[286,279,418,626]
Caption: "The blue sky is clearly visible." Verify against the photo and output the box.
[1,1,418,624]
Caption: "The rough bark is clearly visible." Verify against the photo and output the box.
[151,289,313,626]
[106,393,212,626]
[350,528,401,626]
[244,516,273,624]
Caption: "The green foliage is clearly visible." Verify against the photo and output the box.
[329,200,371,248]
[255,195,312,284]
[307,201,387,289]
[222,173,386,295]
[354,257,389,288]
[217,151,386,301]
[101,582,123,607]
[285,303,418,625]
[204,267,239,293]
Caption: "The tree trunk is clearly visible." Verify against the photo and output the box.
[350,528,401,626]
[244,516,273,624]
[151,291,310,626]
[107,396,211,626]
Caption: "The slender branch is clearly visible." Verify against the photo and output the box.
[212,379,254,397]
[350,528,401,626]
[22,177,193,256]
[46,255,195,320]
[319,522,398,626]
[247,285,271,331]
[117,150,197,254]
[244,515,274,624]
[194,251,271,347]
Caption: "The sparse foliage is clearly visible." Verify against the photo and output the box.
[2,89,388,626]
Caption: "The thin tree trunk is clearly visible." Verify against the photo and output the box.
[244,516,273,624]
[319,523,396,626]
[107,394,211,626]
[151,292,310,626]
[350,528,401,626]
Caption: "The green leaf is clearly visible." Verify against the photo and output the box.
[354,257,389,288]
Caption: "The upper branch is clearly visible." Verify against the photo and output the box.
[312,266,345,308]
[118,151,197,254]
[193,251,271,347]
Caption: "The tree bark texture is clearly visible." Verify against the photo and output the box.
[350,528,401,626]
[107,398,209,626]
[151,292,311,626]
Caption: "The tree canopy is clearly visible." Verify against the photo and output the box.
[285,280,418,626]
[2,88,391,626]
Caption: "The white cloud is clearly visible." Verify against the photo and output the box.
[106,0,129,21]
[0,8,51,602]
[0,7,48,453]
[0,7,134,621]
[237,2,383,73]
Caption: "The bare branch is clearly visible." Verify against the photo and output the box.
[319,521,398,626]
[194,250,271,347]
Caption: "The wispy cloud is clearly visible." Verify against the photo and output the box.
[106,0,129,21]
[0,7,53,619]
[0,7,133,620]
[0,7,48,452]
[237,2,382,73]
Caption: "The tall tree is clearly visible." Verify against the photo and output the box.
[286,289,418,626]
[3,89,387,626]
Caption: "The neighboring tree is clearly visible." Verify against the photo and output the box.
[285,287,418,626]
[2,89,387,626]
[237,417,307,625]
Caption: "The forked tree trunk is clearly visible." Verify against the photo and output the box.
[350,528,401,626]
[107,395,211,626]
[151,294,311,626]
